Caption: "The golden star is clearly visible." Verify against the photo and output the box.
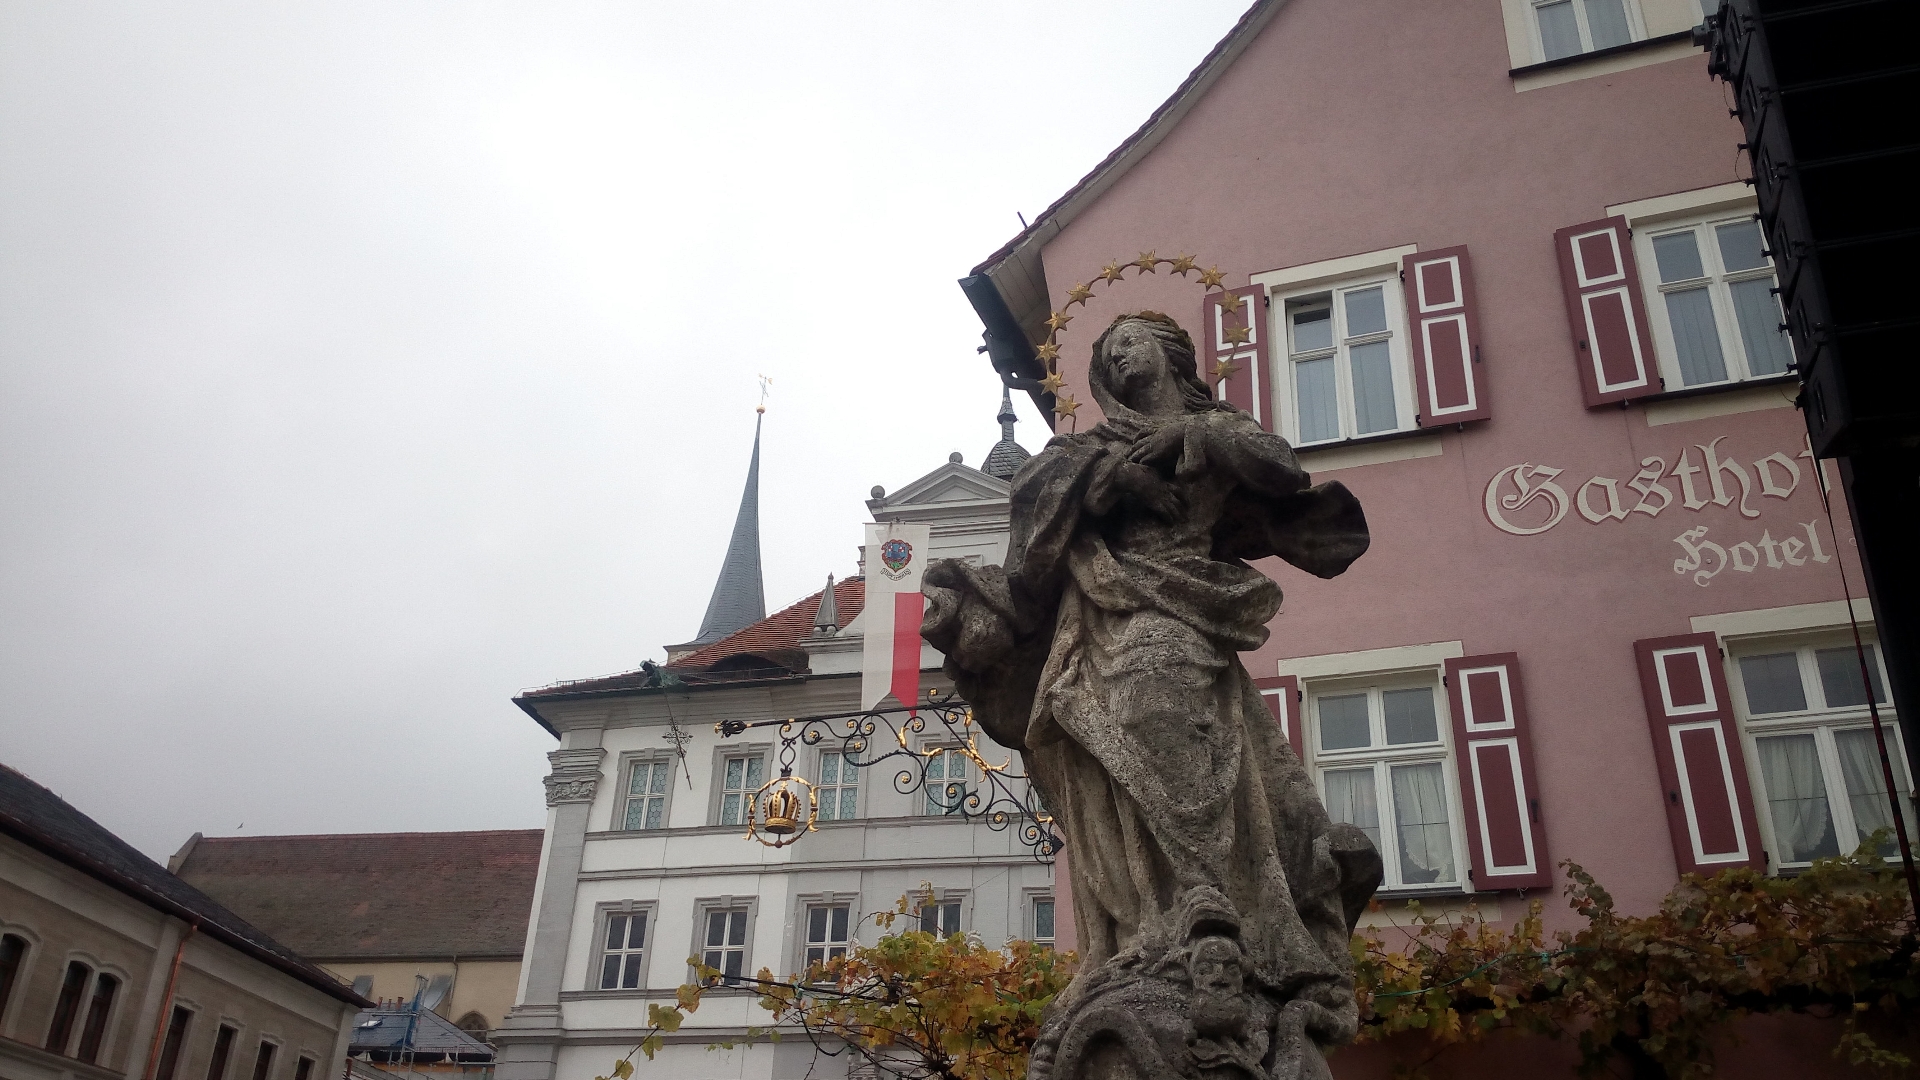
[1036,341,1060,362]
[1169,254,1198,275]
[1053,392,1081,418]
[1045,310,1073,333]
[1066,282,1094,306]
[1219,291,1243,314]
[1199,266,1226,289]
[1099,261,1126,283]
[1212,358,1242,383]
[1224,324,1253,345]
[1039,370,1066,395]
[1135,251,1159,273]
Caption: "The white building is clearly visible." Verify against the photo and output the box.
[494,408,1055,1080]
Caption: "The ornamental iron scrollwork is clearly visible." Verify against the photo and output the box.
[716,689,1061,862]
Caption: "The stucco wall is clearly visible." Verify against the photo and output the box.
[1025,0,1874,926]
[0,836,355,1080]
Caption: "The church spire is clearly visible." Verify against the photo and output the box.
[982,384,1031,480]
[690,411,767,645]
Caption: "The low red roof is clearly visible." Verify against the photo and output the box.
[172,829,542,961]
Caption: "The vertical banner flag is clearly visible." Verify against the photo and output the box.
[861,522,931,711]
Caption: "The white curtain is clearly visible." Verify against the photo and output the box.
[1757,734,1839,861]
[1322,768,1380,850]
[1835,729,1913,855]
[1391,763,1456,885]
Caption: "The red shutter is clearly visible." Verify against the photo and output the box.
[1402,247,1490,425]
[1633,633,1765,875]
[1554,217,1660,407]
[1443,655,1551,890]
[1254,675,1304,759]
[1202,285,1272,430]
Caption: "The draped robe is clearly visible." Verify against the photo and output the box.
[921,405,1379,1035]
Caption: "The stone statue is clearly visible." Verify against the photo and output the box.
[921,312,1382,1080]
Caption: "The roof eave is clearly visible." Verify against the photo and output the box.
[962,0,1288,375]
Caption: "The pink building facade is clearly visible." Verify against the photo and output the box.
[963,1,1910,1073]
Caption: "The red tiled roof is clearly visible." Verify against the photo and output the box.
[516,577,866,701]
[172,829,543,961]
[672,575,864,670]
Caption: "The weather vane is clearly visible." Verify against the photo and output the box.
[757,374,772,414]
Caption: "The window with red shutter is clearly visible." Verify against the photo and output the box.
[1555,216,1661,407]
[1401,247,1490,425]
[1633,633,1766,875]
[1255,675,1303,759]
[1443,655,1550,890]
[1202,285,1271,430]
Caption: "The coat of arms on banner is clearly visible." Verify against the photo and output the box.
[879,538,914,579]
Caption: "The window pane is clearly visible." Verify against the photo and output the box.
[1664,287,1728,385]
[1583,0,1633,49]
[629,765,649,795]
[1290,306,1332,353]
[724,757,743,789]
[746,756,764,787]
[644,796,664,831]
[1383,687,1439,745]
[1756,733,1840,862]
[1390,762,1457,885]
[1835,728,1914,855]
[707,912,729,948]
[808,907,827,943]
[1343,287,1388,337]
[630,913,647,948]
[840,787,859,819]
[1349,341,1398,435]
[729,911,748,946]
[1321,767,1381,849]
[724,951,743,979]
[1317,694,1371,750]
[819,753,839,785]
[1739,652,1807,713]
[1537,0,1582,59]
[1033,900,1054,941]
[832,906,849,941]
[806,946,824,967]
[1653,231,1706,283]
[605,914,627,951]
[1715,220,1768,272]
[1816,645,1886,707]
[622,953,643,989]
[1294,358,1341,443]
[943,903,961,935]
[1728,277,1792,376]
[721,793,742,826]
[648,761,669,795]
[623,799,646,830]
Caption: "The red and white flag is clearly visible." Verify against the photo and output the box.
[861,522,931,711]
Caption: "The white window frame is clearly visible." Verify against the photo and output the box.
[911,889,967,937]
[1636,210,1793,390]
[1303,670,1470,893]
[1529,0,1646,62]
[920,745,974,817]
[591,901,656,992]
[1026,892,1056,949]
[615,752,675,832]
[1727,629,1914,871]
[1270,273,1417,448]
[800,901,854,969]
[814,748,861,822]
[690,897,757,988]
[710,746,769,828]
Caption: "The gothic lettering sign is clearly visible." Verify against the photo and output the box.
[1481,433,1833,587]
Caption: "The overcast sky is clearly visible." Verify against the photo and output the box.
[0,2,1249,858]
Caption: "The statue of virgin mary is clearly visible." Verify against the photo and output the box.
[921,312,1381,1078]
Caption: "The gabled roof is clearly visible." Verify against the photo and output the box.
[171,829,542,962]
[964,0,1286,355]
[516,576,866,712]
[0,762,364,1005]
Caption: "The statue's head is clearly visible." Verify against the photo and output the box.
[1088,312,1228,418]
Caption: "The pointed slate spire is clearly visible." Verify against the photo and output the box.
[982,384,1031,480]
[691,412,767,645]
[812,573,839,636]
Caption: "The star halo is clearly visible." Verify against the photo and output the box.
[1033,253,1241,431]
